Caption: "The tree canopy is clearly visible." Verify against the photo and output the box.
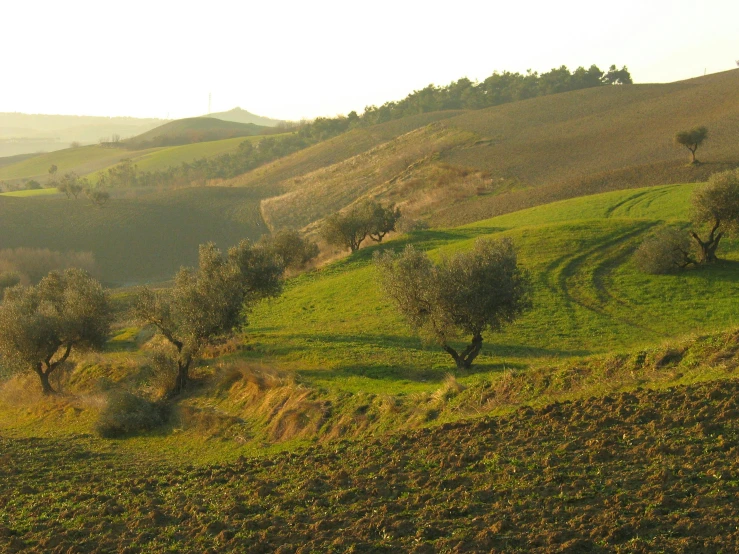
[375,238,532,369]
[689,168,739,263]
[322,201,401,252]
[133,240,284,395]
[0,269,112,394]
[674,127,708,164]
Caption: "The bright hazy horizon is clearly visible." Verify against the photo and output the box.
[2,0,738,121]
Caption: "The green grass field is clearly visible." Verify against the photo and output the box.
[0,187,61,197]
[242,183,739,393]
[0,135,289,184]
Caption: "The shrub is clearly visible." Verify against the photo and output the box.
[634,228,694,274]
[94,390,166,438]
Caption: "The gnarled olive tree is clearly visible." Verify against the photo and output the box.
[376,237,532,369]
[0,269,112,394]
[133,241,283,396]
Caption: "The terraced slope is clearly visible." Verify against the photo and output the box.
[3,378,739,553]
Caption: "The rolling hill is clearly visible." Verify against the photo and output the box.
[205,107,284,127]
[124,117,275,149]
[223,69,739,232]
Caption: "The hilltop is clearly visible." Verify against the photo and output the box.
[124,117,277,149]
[206,107,284,127]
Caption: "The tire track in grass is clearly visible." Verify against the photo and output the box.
[552,222,660,338]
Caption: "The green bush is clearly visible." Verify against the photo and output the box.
[633,228,693,274]
[94,390,166,438]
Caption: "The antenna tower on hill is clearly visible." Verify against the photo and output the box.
[208,93,212,114]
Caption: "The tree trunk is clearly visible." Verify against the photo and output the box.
[691,219,723,264]
[171,356,192,396]
[35,364,56,395]
[442,334,484,369]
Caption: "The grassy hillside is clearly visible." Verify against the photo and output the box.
[224,70,739,232]
[0,135,284,185]
[0,144,146,183]
[245,183,739,392]
[0,187,268,284]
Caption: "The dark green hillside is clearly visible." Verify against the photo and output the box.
[0,187,266,284]
[125,117,274,149]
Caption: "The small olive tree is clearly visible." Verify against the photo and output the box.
[257,228,319,270]
[0,269,112,394]
[634,227,695,274]
[674,126,708,164]
[368,202,401,243]
[376,238,532,369]
[690,168,739,263]
[321,200,401,252]
[133,241,283,395]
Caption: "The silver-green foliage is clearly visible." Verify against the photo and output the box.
[375,237,532,368]
[133,240,284,395]
[690,168,739,263]
[0,268,112,393]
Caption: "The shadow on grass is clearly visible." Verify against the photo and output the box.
[678,259,739,282]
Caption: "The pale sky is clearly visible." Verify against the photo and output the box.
[2,0,738,121]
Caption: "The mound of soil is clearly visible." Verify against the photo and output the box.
[2,379,739,552]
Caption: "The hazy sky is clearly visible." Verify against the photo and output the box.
[2,0,738,121]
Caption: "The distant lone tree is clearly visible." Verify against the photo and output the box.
[0,269,112,394]
[376,238,532,369]
[674,126,708,164]
[689,168,739,263]
[321,200,401,252]
[634,227,695,274]
[133,241,284,395]
[24,180,42,190]
[257,228,319,270]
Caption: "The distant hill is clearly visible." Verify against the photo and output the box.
[0,113,165,157]
[124,117,276,149]
[205,107,284,127]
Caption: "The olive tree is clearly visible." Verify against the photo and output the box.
[690,168,739,263]
[133,241,283,395]
[367,202,401,243]
[257,228,319,270]
[0,269,112,394]
[376,238,532,369]
[674,126,708,164]
[321,200,402,252]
